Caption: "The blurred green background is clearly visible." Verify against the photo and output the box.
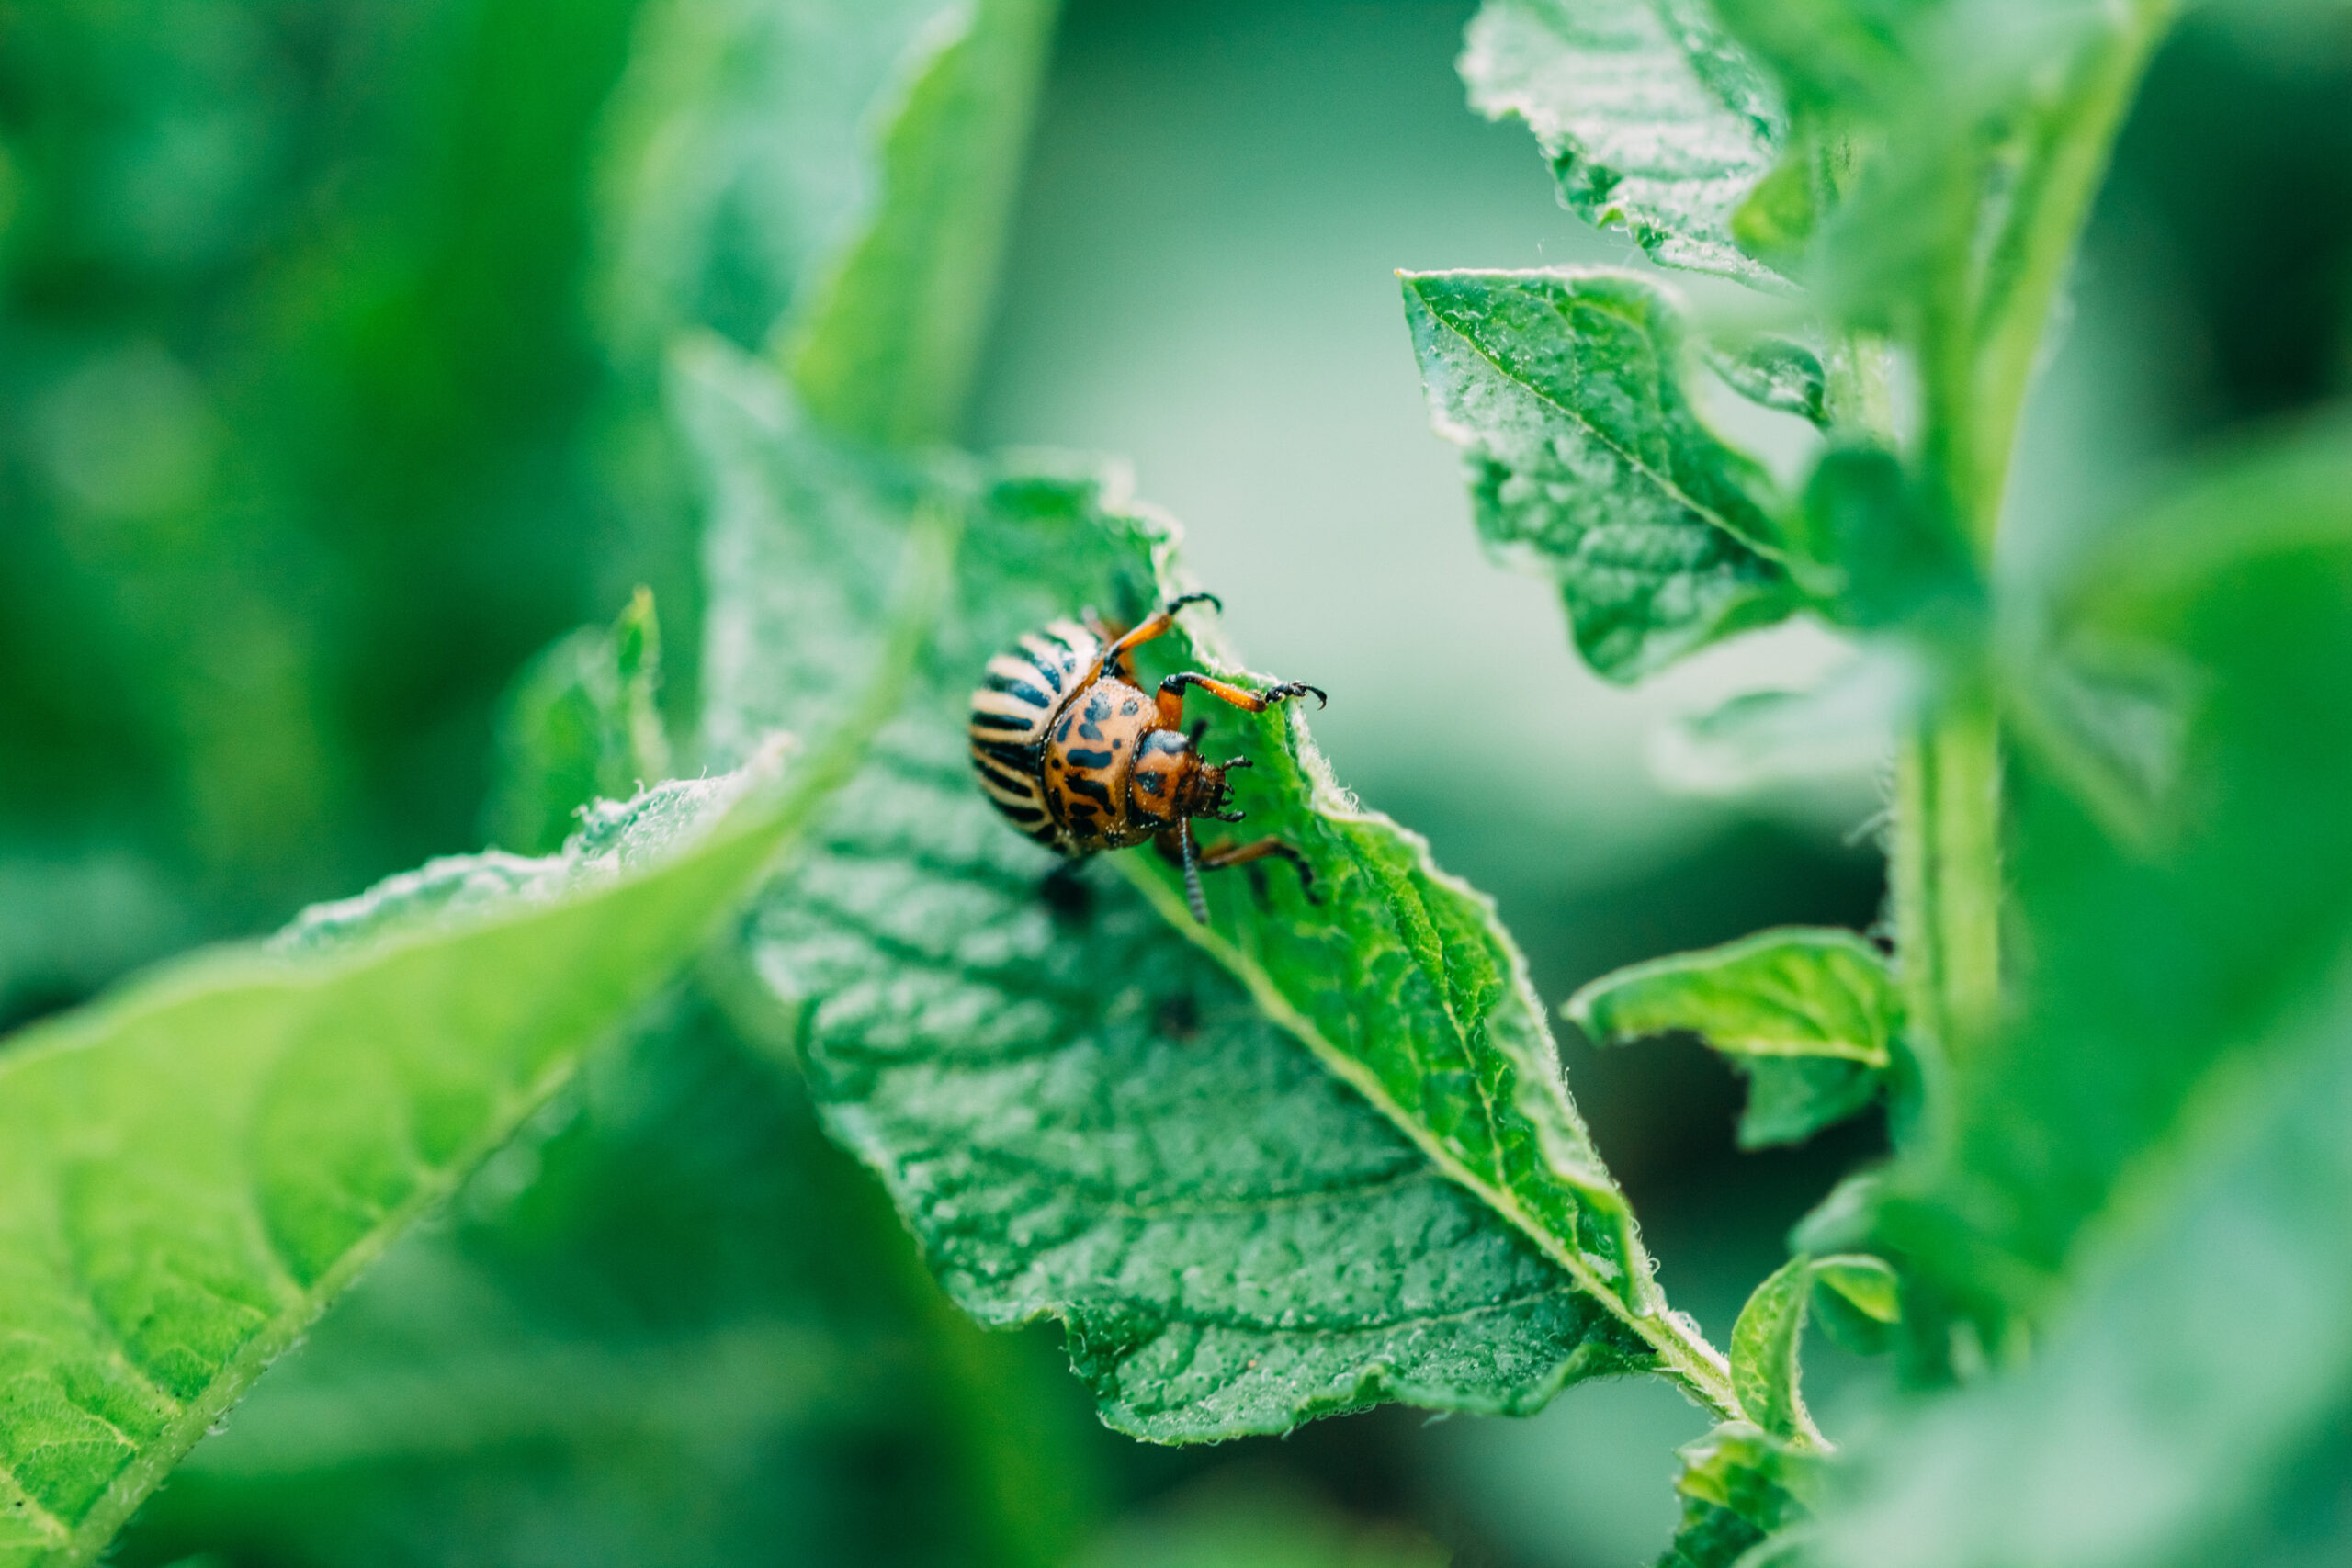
[1,0,2345,1562]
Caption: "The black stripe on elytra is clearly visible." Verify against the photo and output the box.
[1065,773,1114,807]
[1024,824,1059,845]
[1025,640,1078,676]
[975,758,1036,796]
[968,710,1036,732]
[1065,747,1115,770]
[984,672,1054,708]
[974,739,1040,772]
[996,804,1046,824]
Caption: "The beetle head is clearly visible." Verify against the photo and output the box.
[1176,753,1251,824]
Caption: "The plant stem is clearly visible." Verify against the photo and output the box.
[1893,685,2003,1064]
[1894,3,2174,1065]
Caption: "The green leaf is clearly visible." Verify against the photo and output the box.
[483,588,673,856]
[1569,927,1897,1149]
[1658,1419,1825,1568]
[0,752,821,1568]
[785,0,1062,447]
[1728,1258,1820,1443]
[681,336,1736,1439]
[1877,423,2352,1324]
[1810,1253,1902,1359]
[121,984,1103,1568]
[1819,962,2352,1568]
[1703,335,1828,427]
[1460,0,1789,287]
[1569,926,1898,1066]
[1736,1057,1884,1153]
[1812,1253,1899,1324]
[1706,0,2176,534]
[1402,267,1804,682]
[1822,424,2352,1561]
[1793,446,1981,632]
[594,0,984,360]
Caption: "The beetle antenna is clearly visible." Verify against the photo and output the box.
[1187,719,1208,750]
[1178,819,1208,923]
[1217,756,1251,771]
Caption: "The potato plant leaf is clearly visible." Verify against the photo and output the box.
[786,0,1061,447]
[1821,961,2352,1568]
[1402,267,1804,682]
[0,746,846,1568]
[482,588,673,857]
[1704,335,1828,428]
[1659,1418,1825,1568]
[1460,0,1788,287]
[1818,426,2352,1561]
[1876,424,2352,1320]
[682,338,1736,1439]
[1809,1253,1901,1358]
[595,0,984,360]
[1731,1254,1890,1444]
[1569,927,1895,1149]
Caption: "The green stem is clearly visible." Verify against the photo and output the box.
[1893,686,2004,1064]
[1876,6,2176,1069]
[1961,0,2179,555]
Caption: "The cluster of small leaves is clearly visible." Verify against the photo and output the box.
[1421,2,2352,1566]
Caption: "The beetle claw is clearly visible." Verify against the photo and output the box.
[1265,681,1327,709]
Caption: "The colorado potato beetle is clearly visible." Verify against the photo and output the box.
[967,592,1325,921]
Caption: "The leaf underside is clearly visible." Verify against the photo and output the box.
[1402,267,1802,682]
[681,338,1676,1441]
[1461,0,1789,288]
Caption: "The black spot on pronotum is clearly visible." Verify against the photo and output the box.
[1066,773,1114,807]
[1121,698,1140,716]
[1137,770,1165,796]
[1066,747,1115,770]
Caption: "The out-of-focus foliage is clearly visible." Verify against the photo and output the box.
[0,0,651,938]
[0,746,821,1567]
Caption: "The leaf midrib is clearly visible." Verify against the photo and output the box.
[1114,852,1736,1416]
[1415,277,1781,562]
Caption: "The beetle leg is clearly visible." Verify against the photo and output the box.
[1079,592,1221,691]
[1193,836,1320,905]
[1156,672,1326,726]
